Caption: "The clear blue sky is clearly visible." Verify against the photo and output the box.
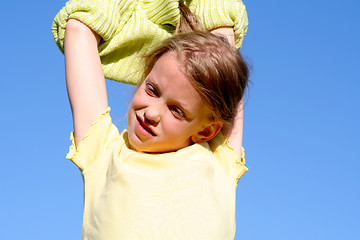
[0,0,359,239]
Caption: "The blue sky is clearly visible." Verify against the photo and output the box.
[1,0,359,239]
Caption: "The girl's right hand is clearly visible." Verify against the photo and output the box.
[64,19,108,147]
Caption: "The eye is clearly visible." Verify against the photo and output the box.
[145,82,158,97]
[169,105,186,119]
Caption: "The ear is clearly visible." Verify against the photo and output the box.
[191,121,223,143]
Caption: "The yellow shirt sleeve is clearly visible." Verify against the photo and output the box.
[66,107,121,172]
[208,132,248,182]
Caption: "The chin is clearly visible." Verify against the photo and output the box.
[127,130,193,153]
[127,132,144,152]
[127,133,154,153]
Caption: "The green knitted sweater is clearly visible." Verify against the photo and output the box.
[52,0,248,84]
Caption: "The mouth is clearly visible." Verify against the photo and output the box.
[136,115,157,137]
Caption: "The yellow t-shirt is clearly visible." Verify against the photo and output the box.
[67,107,247,240]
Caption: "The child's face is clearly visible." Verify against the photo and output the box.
[127,52,214,153]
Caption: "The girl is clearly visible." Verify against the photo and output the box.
[54,1,249,239]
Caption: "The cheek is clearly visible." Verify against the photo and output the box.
[162,116,194,137]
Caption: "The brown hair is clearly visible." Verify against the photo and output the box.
[142,2,249,128]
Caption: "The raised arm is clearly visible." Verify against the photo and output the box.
[210,27,244,157]
[64,19,108,146]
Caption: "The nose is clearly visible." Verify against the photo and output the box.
[144,106,161,125]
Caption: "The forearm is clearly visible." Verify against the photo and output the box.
[210,27,244,156]
[65,19,108,146]
[222,102,244,157]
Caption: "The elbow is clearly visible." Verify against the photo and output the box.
[65,19,89,35]
[64,19,101,47]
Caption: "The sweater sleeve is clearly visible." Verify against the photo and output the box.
[52,0,134,53]
[52,0,175,84]
[188,0,248,49]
